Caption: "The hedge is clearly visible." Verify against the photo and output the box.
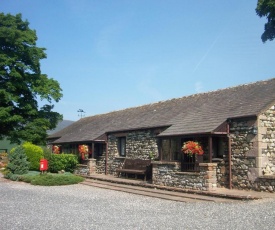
[48,154,78,173]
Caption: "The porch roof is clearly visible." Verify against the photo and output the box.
[49,78,275,143]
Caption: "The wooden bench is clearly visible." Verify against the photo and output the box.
[116,158,151,181]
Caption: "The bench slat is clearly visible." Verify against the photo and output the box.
[116,158,151,181]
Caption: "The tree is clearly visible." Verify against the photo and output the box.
[256,0,275,42]
[7,146,30,175]
[0,13,63,145]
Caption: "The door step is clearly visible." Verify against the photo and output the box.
[81,179,237,203]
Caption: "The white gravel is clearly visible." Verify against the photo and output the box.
[1,179,275,230]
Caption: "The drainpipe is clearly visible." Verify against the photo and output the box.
[227,121,232,189]
[105,141,108,175]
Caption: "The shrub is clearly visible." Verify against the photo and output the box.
[48,154,78,173]
[6,146,30,176]
[22,142,44,170]
[42,147,52,161]
[20,173,84,186]
[18,171,40,183]
[5,173,21,181]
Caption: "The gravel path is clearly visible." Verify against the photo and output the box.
[1,178,275,230]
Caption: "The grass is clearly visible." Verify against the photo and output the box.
[18,171,84,186]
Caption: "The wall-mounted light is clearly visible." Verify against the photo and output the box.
[250,126,258,135]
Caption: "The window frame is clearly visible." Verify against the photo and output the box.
[118,137,126,157]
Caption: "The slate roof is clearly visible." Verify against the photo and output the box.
[48,78,275,144]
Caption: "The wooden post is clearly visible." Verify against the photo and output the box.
[169,139,172,161]
[92,143,95,158]
[227,122,232,189]
[105,141,108,175]
[159,139,163,161]
[208,135,212,163]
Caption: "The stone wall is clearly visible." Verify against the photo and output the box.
[249,104,275,192]
[106,129,160,175]
[152,161,217,191]
[215,159,229,188]
[259,104,275,175]
[95,156,106,174]
[74,164,89,175]
[229,118,258,189]
[253,175,275,192]
[228,104,275,190]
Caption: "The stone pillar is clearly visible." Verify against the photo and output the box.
[199,163,218,191]
[87,159,97,175]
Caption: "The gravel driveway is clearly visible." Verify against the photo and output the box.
[1,177,275,230]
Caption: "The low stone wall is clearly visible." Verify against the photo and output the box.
[215,158,229,188]
[152,161,218,191]
[74,164,89,176]
[253,175,275,192]
[76,159,97,175]
[96,156,105,174]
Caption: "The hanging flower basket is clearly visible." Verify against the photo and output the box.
[78,144,89,160]
[181,141,204,157]
[52,145,61,154]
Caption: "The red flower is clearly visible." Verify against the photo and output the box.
[78,145,89,160]
[52,145,60,154]
[182,141,204,157]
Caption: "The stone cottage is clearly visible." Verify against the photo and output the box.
[47,78,275,192]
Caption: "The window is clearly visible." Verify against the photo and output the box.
[118,137,126,157]
[161,138,181,161]
[161,139,170,160]
[212,137,226,158]
[94,143,104,157]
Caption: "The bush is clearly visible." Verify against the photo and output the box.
[22,142,44,170]
[19,172,84,186]
[31,174,84,186]
[48,154,78,173]
[6,146,30,176]
[19,171,40,183]
[5,172,21,181]
[42,147,52,161]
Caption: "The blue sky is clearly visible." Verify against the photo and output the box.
[2,0,275,121]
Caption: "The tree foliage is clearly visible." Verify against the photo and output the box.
[0,13,63,144]
[256,0,275,42]
[22,142,44,170]
[6,146,29,175]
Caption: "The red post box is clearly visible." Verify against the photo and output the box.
[40,159,48,171]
